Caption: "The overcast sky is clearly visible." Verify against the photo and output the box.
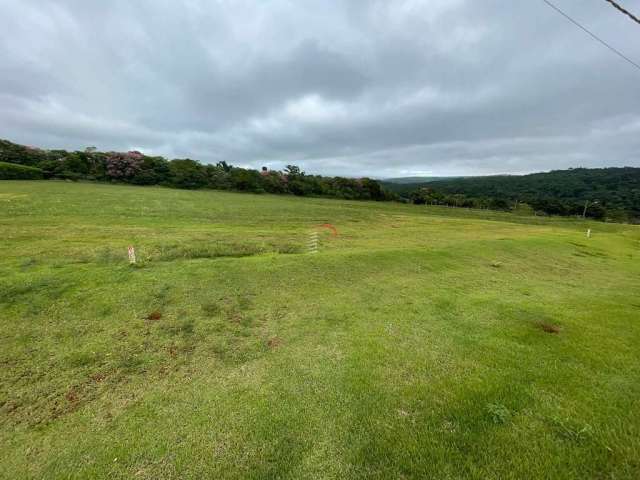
[1,1,639,177]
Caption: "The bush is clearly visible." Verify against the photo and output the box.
[106,152,143,180]
[229,168,262,192]
[169,159,208,189]
[0,161,44,180]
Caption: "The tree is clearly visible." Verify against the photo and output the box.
[260,171,287,193]
[284,165,303,178]
[229,168,262,192]
[361,178,386,201]
[284,165,308,196]
[169,159,208,189]
[206,164,231,190]
[217,161,232,173]
[106,152,143,180]
[131,156,170,185]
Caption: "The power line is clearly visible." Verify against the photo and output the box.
[604,0,640,26]
[541,0,640,72]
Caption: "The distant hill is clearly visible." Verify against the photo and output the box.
[383,176,461,184]
[384,167,640,222]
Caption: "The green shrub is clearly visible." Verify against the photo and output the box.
[0,161,44,180]
[486,403,512,424]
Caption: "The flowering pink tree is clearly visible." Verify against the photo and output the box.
[106,151,143,179]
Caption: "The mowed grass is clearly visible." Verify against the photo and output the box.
[1,181,639,479]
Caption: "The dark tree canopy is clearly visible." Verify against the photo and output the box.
[382,167,640,222]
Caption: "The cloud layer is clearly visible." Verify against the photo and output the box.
[1,0,639,176]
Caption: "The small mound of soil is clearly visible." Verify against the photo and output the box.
[539,322,561,334]
[146,311,162,321]
[65,389,79,403]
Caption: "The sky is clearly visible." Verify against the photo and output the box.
[1,0,639,178]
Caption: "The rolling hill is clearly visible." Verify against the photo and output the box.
[1,181,639,478]
[381,167,640,221]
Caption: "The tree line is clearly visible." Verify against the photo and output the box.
[2,138,638,223]
[0,139,392,201]
[382,167,640,223]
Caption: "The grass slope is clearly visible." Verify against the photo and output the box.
[1,181,639,479]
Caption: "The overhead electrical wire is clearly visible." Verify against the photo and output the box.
[541,0,640,72]
[603,0,640,26]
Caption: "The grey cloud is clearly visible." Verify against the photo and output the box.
[0,0,638,176]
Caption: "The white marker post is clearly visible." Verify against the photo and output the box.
[128,245,137,264]
[586,229,592,239]
[307,231,319,254]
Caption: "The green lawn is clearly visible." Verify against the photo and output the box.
[1,181,639,479]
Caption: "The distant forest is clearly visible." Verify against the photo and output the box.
[1,138,638,223]
[382,168,640,222]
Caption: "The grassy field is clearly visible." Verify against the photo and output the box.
[1,181,639,479]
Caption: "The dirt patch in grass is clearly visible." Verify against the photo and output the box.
[146,310,162,321]
[513,308,562,335]
[90,372,107,383]
[65,388,79,404]
[539,322,561,334]
[267,337,282,349]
